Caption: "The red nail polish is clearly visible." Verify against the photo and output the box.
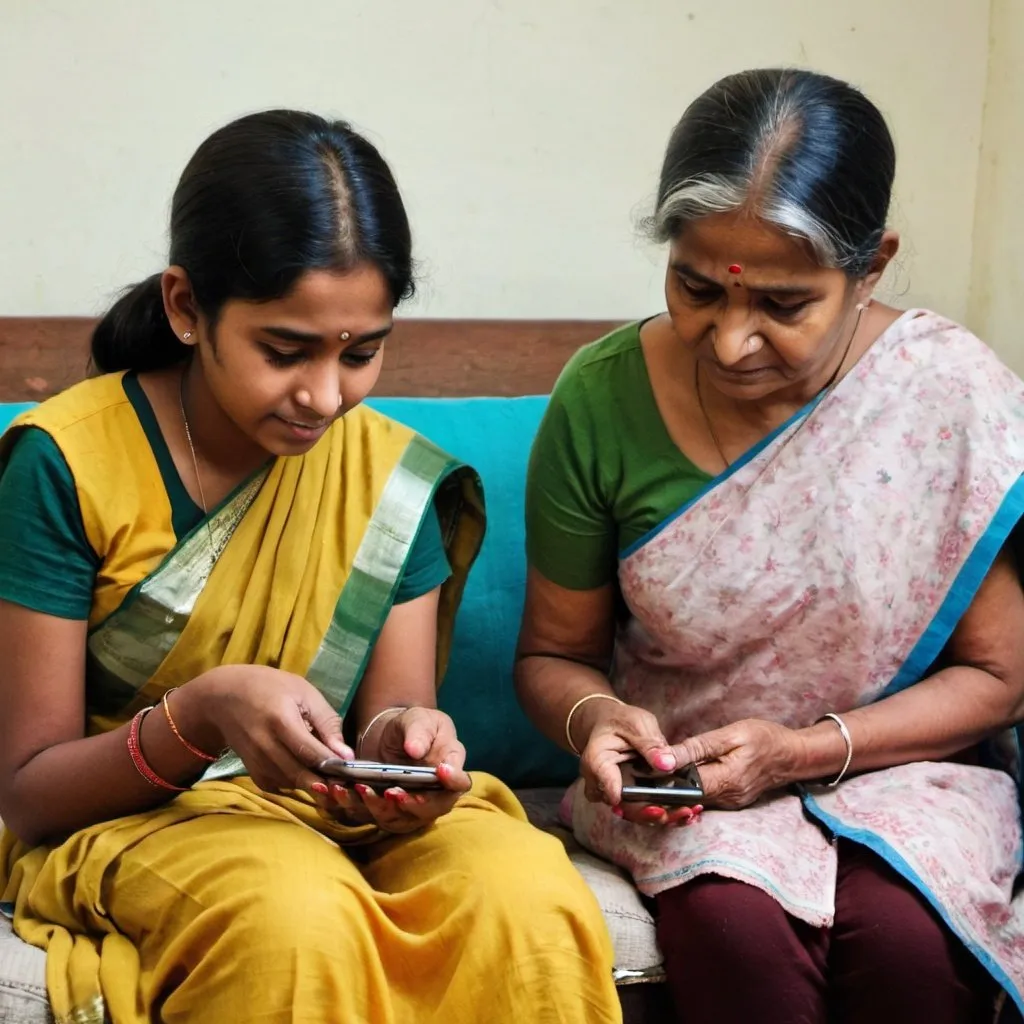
[354,784,372,797]
[311,782,329,795]
[643,806,664,819]
[612,806,624,818]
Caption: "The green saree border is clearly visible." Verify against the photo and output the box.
[202,435,477,782]
[306,434,464,711]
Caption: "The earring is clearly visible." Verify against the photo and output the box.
[183,331,193,341]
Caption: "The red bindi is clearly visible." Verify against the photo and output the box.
[728,264,743,274]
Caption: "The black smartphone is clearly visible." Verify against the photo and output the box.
[620,762,704,807]
[317,759,444,791]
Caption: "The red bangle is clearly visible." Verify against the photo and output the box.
[128,707,189,792]
[162,688,219,763]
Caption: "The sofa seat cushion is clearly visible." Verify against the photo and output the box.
[0,914,49,1024]
[515,787,665,981]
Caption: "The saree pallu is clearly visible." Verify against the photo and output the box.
[0,374,483,735]
[565,310,1024,1009]
[0,376,620,1023]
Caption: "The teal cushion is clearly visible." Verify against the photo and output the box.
[369,397,577,787]
[0,398,576,787]
[0,404,36,432]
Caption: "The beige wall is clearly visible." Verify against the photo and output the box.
[0,1,992,323]
[967,0,1024,373]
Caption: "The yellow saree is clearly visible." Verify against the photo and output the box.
[0,375,620,1024]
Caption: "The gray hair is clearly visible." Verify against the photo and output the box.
[647,69,894,277]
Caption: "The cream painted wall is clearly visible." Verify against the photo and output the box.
[0,1,991,321]
[968,0,1024,372]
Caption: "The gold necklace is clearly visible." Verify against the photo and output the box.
[179,368,217,565]
[695,303,866,469]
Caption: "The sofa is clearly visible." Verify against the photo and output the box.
[0,382,673,1023]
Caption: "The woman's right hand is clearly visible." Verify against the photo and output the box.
[577,700,698,826]
[176,665,354,795]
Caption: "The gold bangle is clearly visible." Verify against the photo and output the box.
[356,706,408,757]
[162,687,219,763]
[565,693,624,756]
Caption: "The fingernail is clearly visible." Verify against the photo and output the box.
[612,806,624,818]
[414,794,427,805]
[311,782,329,795]
[437,762,451,774]
[354,784,372,798]
[643,806,664,820]
[653,753,675,771]
[384,789,408,805]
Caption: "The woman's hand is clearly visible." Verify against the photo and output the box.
[177,664,354,794]
[577,701,700,826]
[315,707,472,834]
[671,718,806,810]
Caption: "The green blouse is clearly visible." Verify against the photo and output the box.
[0,374,450,619]
[526,321,712,590]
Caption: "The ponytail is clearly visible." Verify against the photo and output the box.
[91,274,188,373]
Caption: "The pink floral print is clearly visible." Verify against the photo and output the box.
[566,311,1024,993]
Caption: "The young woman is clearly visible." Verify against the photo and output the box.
[517,69,1024,1022]
[0,110,620,1024]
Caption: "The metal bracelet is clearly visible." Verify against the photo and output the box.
[816,712,854,787]
[356,706,409,757]
[564,693,624,756]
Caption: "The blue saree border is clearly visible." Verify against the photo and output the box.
[620,391,826,560]
[880,474,1024,698]
[800,792,1023,1014]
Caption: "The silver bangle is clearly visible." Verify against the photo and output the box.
[356,706,408,757]
[816,713,854,787]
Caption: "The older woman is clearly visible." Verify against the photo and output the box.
[516,68,1024,1024]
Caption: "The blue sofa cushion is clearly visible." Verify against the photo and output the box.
[0,404,36,432]
[369,396,577,786]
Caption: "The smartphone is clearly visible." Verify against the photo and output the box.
[316,759,444,791]
[620,762,704,807]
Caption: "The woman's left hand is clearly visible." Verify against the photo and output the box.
[314,707,472,834]
[671,718,805,810]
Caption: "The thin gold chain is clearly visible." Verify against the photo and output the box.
[179,368,217,565]
[694,303,866,469]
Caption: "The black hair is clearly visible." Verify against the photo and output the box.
[92,110,414,372]
[649,68,896,276]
